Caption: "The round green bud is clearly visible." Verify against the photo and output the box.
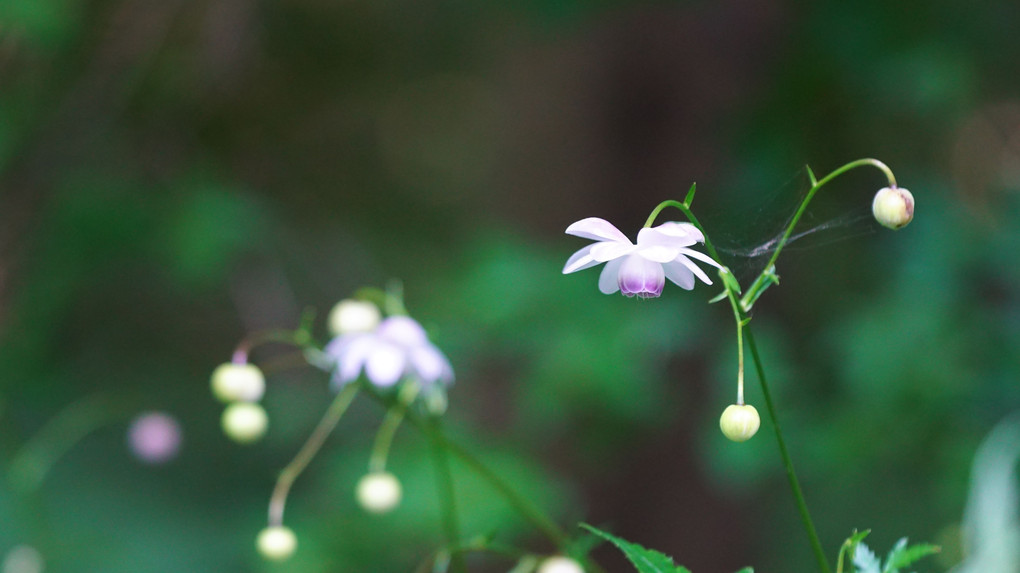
[356,471,402,514]
[256,525,297,561]
[872,186,914,230]
[328,299,382,336]
[719,404,760,442]
[211,363,265,403]
[221,402,268,444]
[538,556,585,573]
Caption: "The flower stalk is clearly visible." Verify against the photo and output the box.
[268,383,359,526]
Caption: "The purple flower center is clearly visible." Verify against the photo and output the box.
[617,255,665,298]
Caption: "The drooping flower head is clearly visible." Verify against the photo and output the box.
[562,217,722,298]
[326,314,454,390]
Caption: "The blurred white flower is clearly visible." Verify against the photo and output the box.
[325,316,453,389]
[256,526,297,561]
[2,545,44,573]
[562,217,721,298]
[127,412,182,464]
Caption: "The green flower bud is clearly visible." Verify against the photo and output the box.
[537,555,585,573]
[356,471,402,514]
[221,403,268,444]
[256,526,297,561]
[328,299,382,336]
[872,186,914,230]
[719,404,760,442]
[210,363,265,403]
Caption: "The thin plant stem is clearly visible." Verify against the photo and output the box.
[426,416,467,573]
[740,159,896,311]
[268,383,359,526]
[724,287,746,405]
[756,158,894,281]
[403,411,567,547]
[368,382,419,473]
[745,326,831,573]
[9,393,130,493]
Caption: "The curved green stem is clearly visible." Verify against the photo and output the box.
[426,416,467,573]
[745,326,831,573]
[740,158,896,311]
[644,199,724,264]
[369,382,419,473]
[268,383,359,526]
[8,393,131,493]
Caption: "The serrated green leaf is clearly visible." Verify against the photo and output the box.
[683,183,697,207]
[580,524,691,573]
[853,541,881,573]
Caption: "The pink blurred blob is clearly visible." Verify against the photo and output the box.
[127,412,182,464]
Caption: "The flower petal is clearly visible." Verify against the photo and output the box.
[650,221,705,243]
[674,254,713,286]
[328,334,375,383]
[677,247,723,269]
[565,217,629,242]
[598,257,625,294]
[410,345,454,385]
[662,260,696,290]
[377,316,428,347]
[563,244,601,274]
[617,255,665,298]
[365,343,407,387]
[590,240,637,262]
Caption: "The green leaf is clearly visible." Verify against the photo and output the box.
[683,182,697,207]
[853,541,881,573]
[886,539,940,572]
[580,524,691,573]
[719,267,742,295]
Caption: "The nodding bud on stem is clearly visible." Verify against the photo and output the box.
[720,404,761,442]
[211,363,265,403]
[328,299,382,336]
[256,526,297,561]
[356,471,402,513]
[872,187,914,230]
[537,555,585,573]
[221,402,269,444]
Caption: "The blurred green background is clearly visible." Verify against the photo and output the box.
[2,0,1019,571]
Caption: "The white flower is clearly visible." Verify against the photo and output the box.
[562,217,722,298]
[325,315,454,389]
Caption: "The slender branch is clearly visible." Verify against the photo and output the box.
[8,393,130,493]
[724,287,746,405]
[740,158,896,311]
[426,416,467,573]
[369,382,419,473]
[745,327,831,573]
[268,383,359,525]
[643,199,724,264]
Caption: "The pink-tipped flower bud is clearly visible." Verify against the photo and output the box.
[872,187,914,230]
